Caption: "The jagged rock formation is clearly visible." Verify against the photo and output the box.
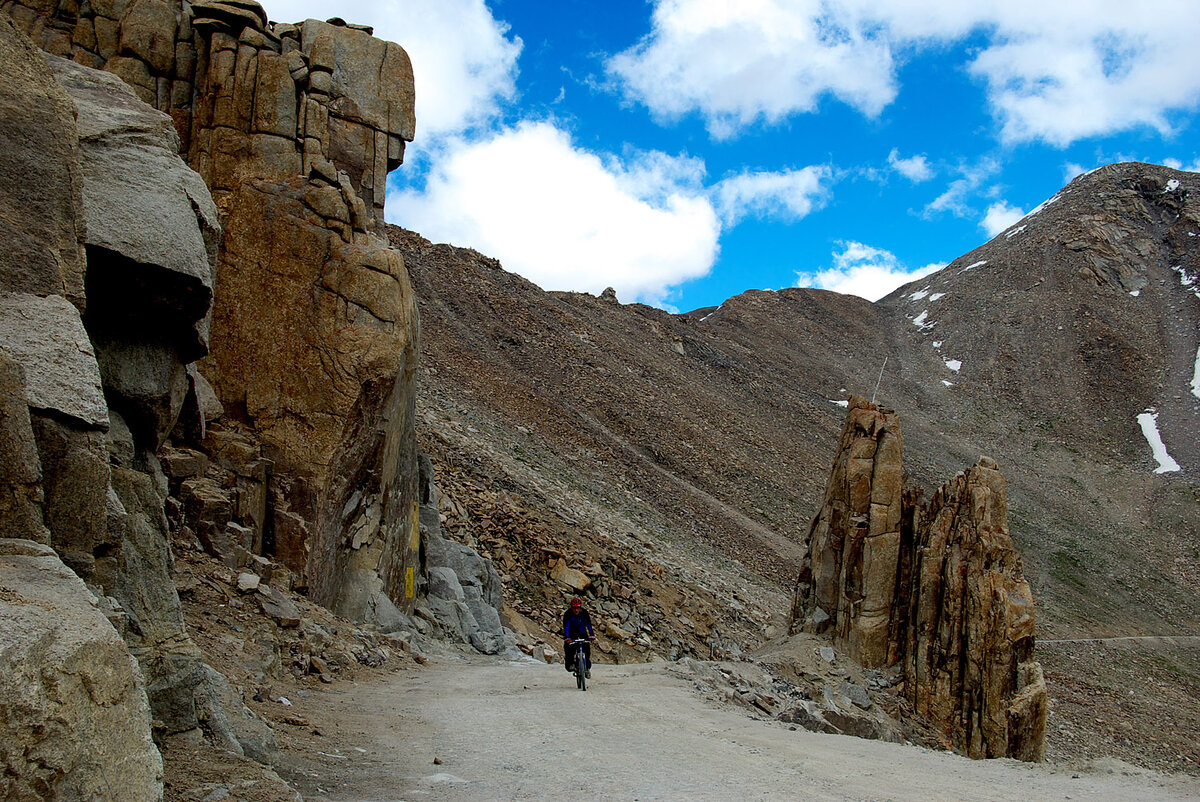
[788,396,904,668]
[2,0,414,227]
[0,17,168,783]
[2,0,426,624]
[902,459,1047,761]
[0,539,162,801]
[790,396,1047,760]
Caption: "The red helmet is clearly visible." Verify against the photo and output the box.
[570,597,583,608]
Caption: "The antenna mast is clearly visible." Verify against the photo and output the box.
[871,356,888,405]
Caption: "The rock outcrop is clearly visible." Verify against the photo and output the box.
[790,396,1047,761]
[0,539,162,802]
[3,0,427,627]
[1,0,415,229]
[901,459,1047,761]
[0,9,238,766]
[789,396,904,668]
[417,455,508,654]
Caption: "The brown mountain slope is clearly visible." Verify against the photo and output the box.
[390,164,1199,640]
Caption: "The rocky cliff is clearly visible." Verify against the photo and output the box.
[1,0,449,624]
[0,3,507,797]
[790,396,1047,760]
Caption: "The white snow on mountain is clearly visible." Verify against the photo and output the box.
[1136,409,1181,473]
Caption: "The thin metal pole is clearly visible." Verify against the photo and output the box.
[871,356,888,404]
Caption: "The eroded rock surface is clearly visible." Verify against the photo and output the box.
[1,0,415,228]
[4,0,427,630]
[790,398,1048,760]
[902,459,1048,761]
[789,395,903,668]
[0,539,162,802]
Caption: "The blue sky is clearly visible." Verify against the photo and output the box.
[260,0,1200,312]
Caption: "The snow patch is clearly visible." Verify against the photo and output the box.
[1192,347,1200,400]
[1136,409,1181,473]
[932,340,943,349]
[929,292,945,301]
[909,289,929,300]
[912,310,934,331]
[941,380,953,387]
[944,359,962,372]
[831,399,849,408]
[1129,290,1140,297]
[1023,191,1063,219]
[1173,265,1200,299]
[962,260,987,272]
[1004,225,1027,238]
[1166,179,1180,192]
[699,302,725,322]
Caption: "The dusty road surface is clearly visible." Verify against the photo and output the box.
[282,654,1200,801]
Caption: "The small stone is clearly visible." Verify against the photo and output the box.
[236,572,260,593]
[819,646,836,664]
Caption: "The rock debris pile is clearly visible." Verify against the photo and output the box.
[790,395,1048,761]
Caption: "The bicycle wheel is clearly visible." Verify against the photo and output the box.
[575,649,586,691]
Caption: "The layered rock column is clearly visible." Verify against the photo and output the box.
[790,398,1048,761]
[903,459,1047,761]
[790,395,904,667]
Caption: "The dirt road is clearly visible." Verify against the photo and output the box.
[282,654,1200,801]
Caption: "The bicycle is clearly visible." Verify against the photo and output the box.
[568,638,591,691]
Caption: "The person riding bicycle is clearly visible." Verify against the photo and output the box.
[562,597,595,678]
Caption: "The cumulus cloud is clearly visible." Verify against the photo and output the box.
[609,0,1200,145]
[387,123,720,306]
[1163,157,1200,173]
[887,149,934,182]
[797,241,942,302]
[608,0,896,138]
[981,201,1027,237]
[711,166,830,226]
[259,0,521,139]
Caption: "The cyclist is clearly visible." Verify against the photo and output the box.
[562,597,595,677]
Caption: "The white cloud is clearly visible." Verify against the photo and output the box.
[259,0,521,140]
[608,0,897,138]
[387,122,720,306]
[797,241,942,302]
[711,167,830,226]
[1163,157,1200,173]
[981,201,1026,237]
[609,1,1200,145]
[887,149,934,182]
[924,159,999,218]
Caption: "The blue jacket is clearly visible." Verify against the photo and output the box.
[563,608,594,640]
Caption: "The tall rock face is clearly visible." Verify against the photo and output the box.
[789,395,904,668]
[790,397,1047,761]
[206,171,421,618]
[902,459,1047,761]
[2,0,425,621]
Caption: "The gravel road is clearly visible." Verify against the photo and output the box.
[289,655,1200,801]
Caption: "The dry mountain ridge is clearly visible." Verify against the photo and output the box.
[392,161,1199,638]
